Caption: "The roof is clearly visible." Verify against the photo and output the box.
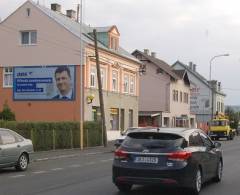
[92,26,113,33]
[11,1,140,64]
[172,69,186,79]
[132,50,179,80]
[128,127,197,136]
[172,60,226,96]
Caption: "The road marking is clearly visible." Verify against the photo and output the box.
[33,171,47,174]
[87,161,96,165]
[85,152,102,155]
[35,158,49,161]
[10,174,25,178]
[69,164,82,168]
[100,158,113,162]
[51,168,64,171]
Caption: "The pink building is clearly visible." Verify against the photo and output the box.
[0,1,141,138]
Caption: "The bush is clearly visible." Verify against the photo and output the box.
[0,121,102,151]
[0,103,15,121]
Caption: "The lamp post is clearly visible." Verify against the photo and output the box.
[209,53,229,120]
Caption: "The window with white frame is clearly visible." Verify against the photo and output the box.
[123,74,129,93]
[100,68,106,89]
[130,75,135,94]
[90,66,96,88]
[112,70,118,92]
[20,30,37,45]
[3,67,13,87]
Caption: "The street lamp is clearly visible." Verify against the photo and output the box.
[209,53,229,120]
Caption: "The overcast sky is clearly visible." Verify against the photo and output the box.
[1,0,240,105]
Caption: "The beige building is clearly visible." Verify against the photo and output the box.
[132,50,195,128]
[162,70,195,128]
[0,1,141,140]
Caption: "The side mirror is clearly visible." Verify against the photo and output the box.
[213,142,221,148]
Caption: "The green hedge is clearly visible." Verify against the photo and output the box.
[0,121,103,151]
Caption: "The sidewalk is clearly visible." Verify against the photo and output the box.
[31,141,115,162]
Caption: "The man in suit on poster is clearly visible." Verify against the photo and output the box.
[52,66,73,100]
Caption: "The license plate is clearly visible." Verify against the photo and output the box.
[134,156,158,164]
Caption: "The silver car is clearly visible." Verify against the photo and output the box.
[0,128,34,171]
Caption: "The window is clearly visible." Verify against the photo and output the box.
[92,106,101,121]
[173,90,178,102]
[180,92,183,102]
[112,70,118,92]
[90,66,96,87]
[100,68,106,89]
[184,92,189,103]
[3,67,13,88]
[110,36,119,50]
[0,130,16,145]
[129,76,135,94]
[189,132,203,146]
[21,31,37,45]
[123,74,129,93]
[200,133,213,148]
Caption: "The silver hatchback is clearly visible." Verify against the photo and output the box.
[0,128,34,171]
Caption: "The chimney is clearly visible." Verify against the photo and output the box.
[189,62,193,70]
[218,82,221,91]
[51,3,61,12]
[151,52,156,58]
[143,49,149,55]
[66,9,76,19]
[193,64,196,72]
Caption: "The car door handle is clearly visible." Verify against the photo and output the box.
[17,145,21,148]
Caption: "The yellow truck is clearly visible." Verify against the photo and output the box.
[209,115,235,140]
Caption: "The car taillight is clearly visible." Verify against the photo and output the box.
[167,151,192,161]
[114,149,128,160]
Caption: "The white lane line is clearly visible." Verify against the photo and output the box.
[10,174,25,178]
[33,171,47,174]
[87,161,96,165]
[69,164,82,168]
[51,168,64,171]
[85,152,102,155]
[35,158,49,161]
[100,158,113,162]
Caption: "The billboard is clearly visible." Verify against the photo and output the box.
[13,65,76,100]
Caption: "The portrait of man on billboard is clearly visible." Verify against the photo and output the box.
[52,66,74,100]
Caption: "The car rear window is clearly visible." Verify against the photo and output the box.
[122,132,186,150]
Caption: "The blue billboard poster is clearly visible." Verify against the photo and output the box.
[13,65,76,100]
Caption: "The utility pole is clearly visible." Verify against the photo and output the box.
[79,0,84,150]
[93,29,108,147]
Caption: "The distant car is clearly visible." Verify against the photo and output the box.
[236,126,240,136]
[114,127,139,148]
[0,128,34,171]
[112,127,223,195]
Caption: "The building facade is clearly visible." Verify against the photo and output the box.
[0,1,141,139]
[132,50,195,128]
[172,61,226,129]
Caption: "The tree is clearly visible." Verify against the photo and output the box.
[0,102,16,121]
[225,106,238,129]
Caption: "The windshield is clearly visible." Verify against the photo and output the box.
[122,132,186,150]
[211,120,227,126]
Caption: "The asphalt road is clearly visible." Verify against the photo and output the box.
[1,137,240,195]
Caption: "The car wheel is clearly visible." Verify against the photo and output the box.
[15,153,28,171]
[213,160,223,182]
[189,168,202,195]
[116,183,132,192]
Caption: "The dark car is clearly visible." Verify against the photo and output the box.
[112,128,223,195]
[0,128,34,171]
